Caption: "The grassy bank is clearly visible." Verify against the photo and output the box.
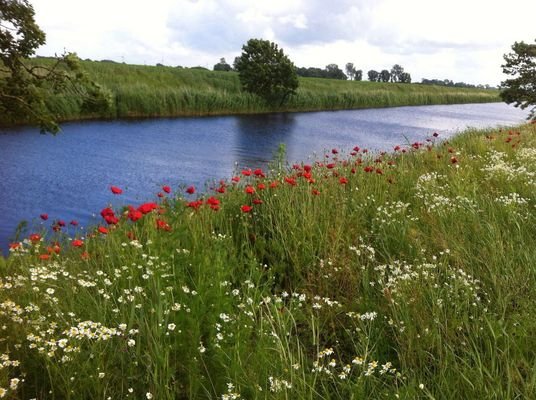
[2,122,536,398]
[10,59,500,125]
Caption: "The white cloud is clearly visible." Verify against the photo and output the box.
[30,0,536,84]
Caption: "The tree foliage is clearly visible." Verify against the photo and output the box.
[234,38,298,105]
[390,64,404,82]
[0,0,111,133]
[500,40,536,120]
[345,62,356,80]
[213,57,231,72]
[367,70,379,82]
[380,69,391,82]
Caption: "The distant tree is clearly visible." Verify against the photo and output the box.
[355,69,363,81]
[390,64,404,82]
[213,57,231,72]
[367,70,379,82]
[399,72,412,83]
[232,56,240,71]
[235,38,298,105]
[345,62,356,80]
[0,0,111,133]
[500,40,536,120]
[156,63,164,67]
[325,63,347,80]
[380,69,391,82]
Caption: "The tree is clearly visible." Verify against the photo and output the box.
[399,72,412,83]
[0,0,111,133]
[390,64,404,82]
[325,63,347,80]
[500,40,536,120]
[234,38,298,105]
[345,62,356,80]
[367,70,379,82]
[380,69,391,82]
[213,57,231,72]
[355,69,363,81]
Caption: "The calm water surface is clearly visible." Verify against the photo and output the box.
[0,102,529,253]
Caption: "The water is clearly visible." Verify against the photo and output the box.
[0,102,529,254]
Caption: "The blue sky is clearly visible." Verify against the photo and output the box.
[32,0,536,85]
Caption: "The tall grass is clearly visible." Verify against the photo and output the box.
[5,59,500,125]
[2,122,536,398]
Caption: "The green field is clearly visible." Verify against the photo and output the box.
[21,59,501,124]
[2,122,536,398]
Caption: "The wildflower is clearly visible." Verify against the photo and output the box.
[257,183,266,190]
[332,148,338,154]
[364,166,374,173]
[304,164,312,172]
[98,226,108,235]
[284,177,296,186]
[450,156,458,164]
[254,168,265,177]
[111,186,123,194]
[241,169,252,176]
[81,251,90,260]
[339,177,348,184]
[312,189,320,195]
[241,205,253,213]
[40,213,48,220]
[128,207,143,222]
[269,181,278,188]
[376,168,383,175]
[70,220,78,226]
[162,185,171,194]
[39,254,50,260]
[216,186,226,193]
[167,323,176,331]
[186,186,195,194]
[433,132,439,137]
[72,239,84,247]
[29,233,41,242]
[187,200,203,210]
[394,145,401,151]
[231,176,240,183]
[253,199,263,205]
[156,219,172,231]
[146,393,153,399]
[326,163,336,169]
[245,186,255,195]
[138,202,158,214]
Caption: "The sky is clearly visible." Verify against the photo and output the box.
[31,0,536,86]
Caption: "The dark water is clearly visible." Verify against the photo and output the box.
[0,102,529,254]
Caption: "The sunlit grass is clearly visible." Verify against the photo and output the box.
[2,122,536,398]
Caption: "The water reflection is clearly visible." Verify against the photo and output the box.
[232,113,296,168]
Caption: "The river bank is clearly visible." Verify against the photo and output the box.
[0,58,500,128]
[2,122,536,398]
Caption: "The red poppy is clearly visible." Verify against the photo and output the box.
[40,213,48,221]
[312,189,320,195]
[98,226,108,234]
[138,202,158,214]
[339,177,348,184]
[394,145,401,151]
[364,166,374,173]
[126,231,136,240]
[216,186,226,193]
[245,186,255,195]
[57,220,66,227]
[447,147,454,153]
[111,186,123,195]
[128,208,143,222]
[9,242,21,250]
[376,168,383,175]
[72,239,84,247]
[187,200,203,210]
[241,205,253,213]
[70,220,78,226]
[104,215,119,225]
[332,148,339,154]
[326,163,336,169]
[156,219,172,231]
[157,192,164,198]
[351,168,356,174]
[253,198,263,205]
[241,169,252,176]
[353,146,360,152]
[284,177,297,186]
[257,183,266,190]
[29,233,41,242]
[254,168,265,178]
[47,245,61,254]
[186,186,195,194]
[232,176,240,183]
[39,254,50,261]
[450,157,458,164]
[206,196,220,207]
[303,164,312,172]
[269,181,279,188]
[101,207,115,218]
[433,132,439,137]
[81,251,90,260]
[162,185,171,194]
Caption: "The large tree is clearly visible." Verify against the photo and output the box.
[234,38,298,105]
[0,0,110,133]
[500,40,536,120]
[345,62,356,80]
[213,57,231,72]
[367,69,379,82]
[380,69,391,82]
[390,64,404,82]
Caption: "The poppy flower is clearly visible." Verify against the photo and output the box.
[81,251,90,260]
[126,231,136,240]
[351,168,356,174]
[231,176,240,183]
[206,196,220,207]
[303,164,312,172]
[138,202,158,214]
[156,219,172,231]
[447,147,454,153]
[245,186,255,195]
[339,177,348,185]
[39,254,50,261]
[364,166,374,173]
[269,181,279,188]
[332,148,339,154]
[326,163,336,169]
[187,200,203,210]
[111,186,123,195]
[216,186,226,193]
[186,186,195,194]
[376,168,383,175]
[241,205,253,213]
[29,233,41,242]
[47,245,60,254]
[157,192,164,198]
[57,220,66,227]
[241,169,252,176]
[257,183,266,190]
[292,164,301,170]
[101,207,115,219]
[128,208,143,222]
[450,157,458,164]
[353,146,360,152]
[70,220,78,226]
[162,185,171,194]
[394,145,401,151]
[104,215,119,225]
[40,213,48,221]
[72,239,84,247]
[254,168,265,177]
[350,151,357,156]
[9,242,21,250]
[312,189,320,195]
[284,177,297,186]
[433,132,439,137]
[253,198,263,205]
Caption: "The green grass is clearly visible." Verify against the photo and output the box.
[11,59,500,125]
[2,122,536,398]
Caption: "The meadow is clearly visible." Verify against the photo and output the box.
[1,121,536,399]
[8,59,500,126]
